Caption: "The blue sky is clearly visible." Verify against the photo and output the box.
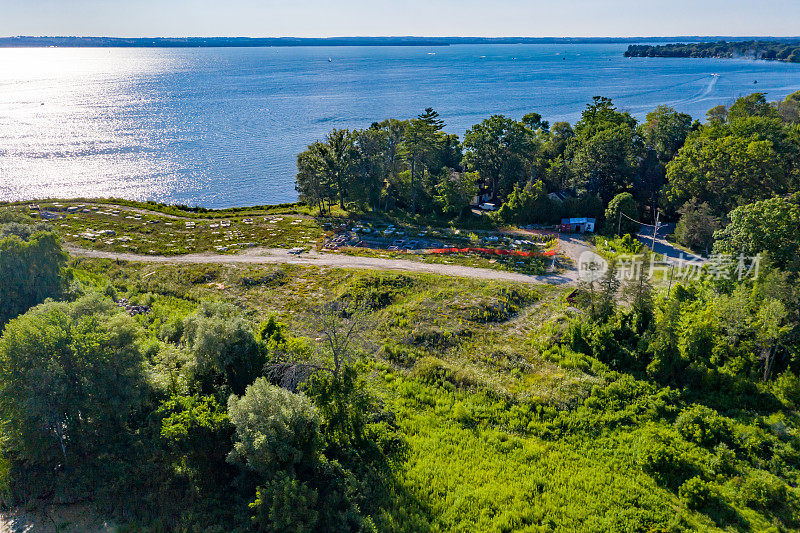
[2,0,799,37]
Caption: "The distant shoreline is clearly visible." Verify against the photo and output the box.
[625,40,800,62]
[2,35,800,48]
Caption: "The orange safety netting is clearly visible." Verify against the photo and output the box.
[427,247,556,257]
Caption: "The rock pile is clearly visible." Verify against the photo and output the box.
[116,298,152,316]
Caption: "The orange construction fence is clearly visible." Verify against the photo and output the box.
[427,247,556,257]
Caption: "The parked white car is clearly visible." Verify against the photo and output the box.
[479,202,497,211]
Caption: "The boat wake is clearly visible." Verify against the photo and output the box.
[680,74,719,105]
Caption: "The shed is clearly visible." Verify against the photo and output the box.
[560,217,596,233]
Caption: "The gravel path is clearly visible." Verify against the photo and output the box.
[66,246,579,285]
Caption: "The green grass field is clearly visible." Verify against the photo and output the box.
[65,256,799,531]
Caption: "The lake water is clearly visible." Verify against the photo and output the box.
[1,44,799,208]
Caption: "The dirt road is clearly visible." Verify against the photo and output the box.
[66,246,579,285]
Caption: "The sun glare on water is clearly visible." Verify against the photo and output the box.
[0,48,185,203]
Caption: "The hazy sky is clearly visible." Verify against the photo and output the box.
[2,0,799,38]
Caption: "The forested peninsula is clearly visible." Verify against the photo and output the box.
[625,40,800,62]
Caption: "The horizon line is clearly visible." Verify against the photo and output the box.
[4,34,800,40]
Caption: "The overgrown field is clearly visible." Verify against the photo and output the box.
[52,257,800,531]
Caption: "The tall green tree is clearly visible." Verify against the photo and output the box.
[296,129,356,211]
[296,145,333,214]
[496,180,559,224]
[569,97,641,203]
[664,132,787,215]
[713,194,800,271]
[604,192,639,236]
[641,105,694,163]
[674,199,719,254]
[463,115,541,201]
[0,231,67,328]
[182,301,263,396]
[636,106,694,216]
[401,115,441,216]
[0,295,144,466]
[727,93,780,123]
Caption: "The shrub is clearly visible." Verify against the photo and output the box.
[342,274,414,310]
[674,199,718,253]
[239,269,287,288]
[412,356,477,390]
[739,471,788,512]
[0,295,144,467]
[0,231,67,326]
[679,476,715,509]
[158,394,234,490]
[634,424,708,488]
[158,315,185,344]
[250,472,319,533]
[674,404,732,448]
[182,301,262,395]
[496,180,561,225]
[0,445,9,498]
[381,342,423,368]
[710,443,738,476]
[470,288,530,323]
[228,378,321,475]
[604,192,639,236]
[773,371,800,408]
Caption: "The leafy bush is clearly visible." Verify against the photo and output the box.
[674,199,718,253]
[674,404,732,448]
[0,445,9,499]
[0,222,50,239]
[342,274,414,310]
[0,294,144,467]
[739,471,789,512]
[250,472,320,533]
[158,394,233,490]
[679,476,715,509]
[603,192,639,236]
[773,371,800,408]
[496,180,561,225]
[381,342,423,368]
[228,378,320,475]
[182,301,263,395]
[633,424,710,489]
[0,231,68,326]
[239,269,288,288]
[412,356,478,390]
[470,288,530,323]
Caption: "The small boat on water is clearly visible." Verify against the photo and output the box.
[328,57,332,62]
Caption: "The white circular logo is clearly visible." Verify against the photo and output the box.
[577,251,608,282]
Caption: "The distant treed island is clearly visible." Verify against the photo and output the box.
[625,40,800,62]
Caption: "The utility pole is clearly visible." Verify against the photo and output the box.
[617,210,622,236]
[667,263,675,299]
[650,209,660,252]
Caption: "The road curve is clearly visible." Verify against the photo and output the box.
[66,246,578,286]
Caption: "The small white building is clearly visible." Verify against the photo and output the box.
[560,217,596,233]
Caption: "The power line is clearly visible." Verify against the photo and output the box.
[620,210,660,228]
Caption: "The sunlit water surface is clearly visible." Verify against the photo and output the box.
[1,45,799,207]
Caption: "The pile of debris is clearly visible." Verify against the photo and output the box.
[323,231,360,250]
[116,298,151,316]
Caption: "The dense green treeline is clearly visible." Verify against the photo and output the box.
[625,41,800,63]
[296,92,800,253]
